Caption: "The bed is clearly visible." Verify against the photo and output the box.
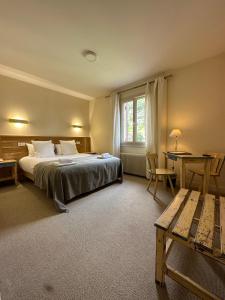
[19,153,123,213]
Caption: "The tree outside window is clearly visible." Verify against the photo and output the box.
[121,95,145,145]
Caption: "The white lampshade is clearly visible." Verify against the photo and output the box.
[169,129,182,138]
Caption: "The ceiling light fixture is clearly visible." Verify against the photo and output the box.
[82,50,97,62]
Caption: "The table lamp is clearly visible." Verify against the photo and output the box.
[169,129,182,151]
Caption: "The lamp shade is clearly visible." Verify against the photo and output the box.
[169,129,182,138]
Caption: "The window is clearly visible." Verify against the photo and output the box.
[121,95,145,145]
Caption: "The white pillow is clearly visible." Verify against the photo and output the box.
[31,140,52,146]
[60,140,78,155]
[55,144,63,155]
[26,143,35,156]
[32,141,55,157]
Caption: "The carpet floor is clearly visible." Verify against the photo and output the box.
[0,175,224,300]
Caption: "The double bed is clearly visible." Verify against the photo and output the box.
[19,153,123,212]
[0,135,123,212]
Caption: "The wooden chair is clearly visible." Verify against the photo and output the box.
[146,152,175,199]
[188,152,225,196]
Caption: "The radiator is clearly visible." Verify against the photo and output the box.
[120,153,146,177]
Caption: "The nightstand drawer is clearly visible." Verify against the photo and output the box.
[0,160,18,185]
[0,162,16,168]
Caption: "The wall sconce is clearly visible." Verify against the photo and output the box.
[72,125,83,129]
[9,118,29,124]
[9,118,29,128]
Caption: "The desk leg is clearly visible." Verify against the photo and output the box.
[165,156,168,169]
[202,159,211,195]
[155,228,166,286]
[179,160,186,188]
[12,164,18,185]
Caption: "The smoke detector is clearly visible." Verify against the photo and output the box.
[82,50,97,62]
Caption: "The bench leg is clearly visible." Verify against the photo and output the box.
[155,228,166,286]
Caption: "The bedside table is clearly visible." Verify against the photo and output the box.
[0,160,18,185]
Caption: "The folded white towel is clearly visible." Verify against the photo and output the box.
[58,158,74,164]
[53,159,77,167]
[98,153,112,159]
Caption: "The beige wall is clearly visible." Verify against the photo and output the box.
[0,75,90,137]
[168,52,225,193]
[168,52,225,153]
[89,97,113,153]
[90,52,225,192]
[90,86,146,155]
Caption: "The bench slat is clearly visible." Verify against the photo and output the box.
[154,188,189,230]
[195,194,215,251]
[220,197,225,257]
[172,191,200,240]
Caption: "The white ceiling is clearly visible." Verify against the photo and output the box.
[0,0,225,99]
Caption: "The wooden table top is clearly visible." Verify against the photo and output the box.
[164,152,213,160]
[0,159,17,164]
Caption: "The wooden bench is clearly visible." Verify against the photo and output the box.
[154,188,225,300]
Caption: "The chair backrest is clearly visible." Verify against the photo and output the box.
[146,152,158,173]
[207,152,225,175]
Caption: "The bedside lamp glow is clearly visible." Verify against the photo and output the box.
[169,129,182,151]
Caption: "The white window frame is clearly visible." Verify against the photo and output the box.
[120,94,145,147]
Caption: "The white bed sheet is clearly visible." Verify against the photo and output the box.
[19,153,91,175]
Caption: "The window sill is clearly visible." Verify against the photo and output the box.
[121,143,146,148]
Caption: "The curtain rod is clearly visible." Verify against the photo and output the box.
[117,74,172,95]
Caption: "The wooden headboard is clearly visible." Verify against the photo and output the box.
[0,135,91,161]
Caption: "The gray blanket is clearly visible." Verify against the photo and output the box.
[33,155,123,212]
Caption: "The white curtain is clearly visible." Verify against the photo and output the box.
[145,76,168,173]
[112,92,120,157]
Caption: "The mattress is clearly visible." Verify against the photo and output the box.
[19,153,91,175]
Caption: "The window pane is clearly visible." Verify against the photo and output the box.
[123,100,133,142]
[136,97,145,142]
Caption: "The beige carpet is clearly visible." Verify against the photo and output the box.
[0,175,224,300]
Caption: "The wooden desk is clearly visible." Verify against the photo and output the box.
[154,189,225,300]
[164,153,213,195]
[0,160,18,185]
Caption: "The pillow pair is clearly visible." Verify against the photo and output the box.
[26,140,78,157]
[56,140,78,155]
[27,140,54,157]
